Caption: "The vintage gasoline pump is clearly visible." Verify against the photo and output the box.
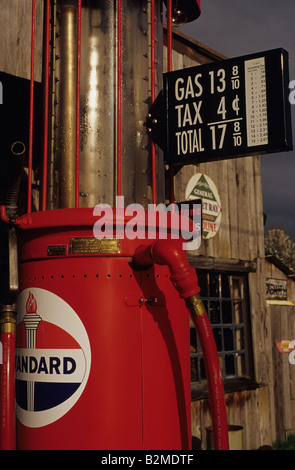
[0,0,229,450]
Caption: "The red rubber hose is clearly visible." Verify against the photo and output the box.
[189,310,229,450]
[133,239,229,450]
[0,332,16,450]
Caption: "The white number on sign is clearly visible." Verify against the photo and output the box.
[209,69,226,94]
[217,96,227,120]
[233,135,242,146]
[210,124,227,150]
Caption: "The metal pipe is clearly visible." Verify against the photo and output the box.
[58,0,77,208]
[75,0,82,208]
[132,239,229,450]
[117,0,122,200]
[167,0,173,72]
[0,305,16,450]
[47,0,58,210]
[0,224,18,450]
[42,0,51,211]
[27,0,36,214]
[166,0,175,204]
[151,0,157,204]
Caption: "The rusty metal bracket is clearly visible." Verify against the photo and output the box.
[146,90,167,151]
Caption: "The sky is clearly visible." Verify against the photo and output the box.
[177,0,295,240]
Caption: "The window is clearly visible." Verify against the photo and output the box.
[190,271,251,383]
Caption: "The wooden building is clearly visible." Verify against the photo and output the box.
[1,1,293,450]
[165,30,276,449]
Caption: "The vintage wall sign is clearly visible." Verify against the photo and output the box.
[161,48,292,165]
[185,173,221,239]
[276,339,295,364]
[266,278,288,300]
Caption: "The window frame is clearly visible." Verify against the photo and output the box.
[190,269,257,400]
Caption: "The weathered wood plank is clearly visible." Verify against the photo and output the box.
[248,259,269,383]
[187,255,257,272]
[244,390,261,449]
[245,157,258,261]
[288,307,295,401]
[0,0,44,81]
[227,159,239,259]
[236,157,251,260]
[280,307,292,433]
[253,156,265,259]
[214,159,231,259]
[258,386,276,446]
[272,304,286,438]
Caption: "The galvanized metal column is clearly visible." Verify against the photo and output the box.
[79,1,116,207]
[57,0,77,208]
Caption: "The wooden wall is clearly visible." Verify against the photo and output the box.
[0,0,44,81]
[165,31,277,449]
[266,261,295,440]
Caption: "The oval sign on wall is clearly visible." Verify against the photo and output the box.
[16,288,91,428]
[185,173,222,239]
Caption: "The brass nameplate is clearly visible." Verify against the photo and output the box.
[70,237,120,254]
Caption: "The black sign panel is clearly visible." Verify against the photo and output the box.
[164,48,293,165]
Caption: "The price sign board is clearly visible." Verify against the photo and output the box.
[163,48,293,165]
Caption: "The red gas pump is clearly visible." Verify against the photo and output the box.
[0,0,229,450]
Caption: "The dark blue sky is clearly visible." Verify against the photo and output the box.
[178,0,295,240]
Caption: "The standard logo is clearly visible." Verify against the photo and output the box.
[16,288,91,428]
